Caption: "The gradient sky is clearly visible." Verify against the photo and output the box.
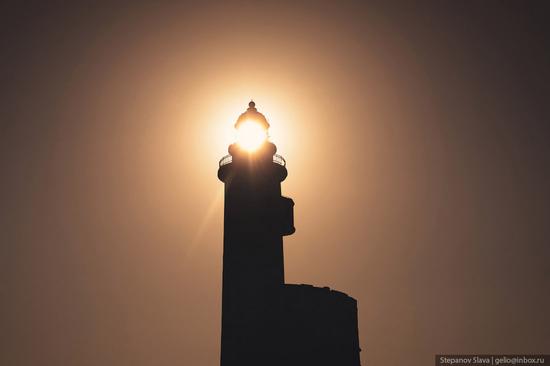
[2,2,549,365]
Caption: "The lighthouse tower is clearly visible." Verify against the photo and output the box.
[218,101,295,366]
[217,102,361,366]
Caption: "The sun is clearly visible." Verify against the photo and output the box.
[236,120,268,152]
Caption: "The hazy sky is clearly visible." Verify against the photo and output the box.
[2,2,549,365]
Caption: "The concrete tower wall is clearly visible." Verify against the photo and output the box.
[279,284,361,366]
[218,142,294,366]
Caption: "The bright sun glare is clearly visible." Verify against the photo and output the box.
[236,120,267,151]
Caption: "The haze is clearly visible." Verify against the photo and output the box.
[2,2,549,366]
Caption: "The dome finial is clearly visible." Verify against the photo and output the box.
[248,100,255,109]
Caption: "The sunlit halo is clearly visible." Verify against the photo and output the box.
[236,121,267,151]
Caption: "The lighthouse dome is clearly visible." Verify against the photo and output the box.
[235,101,270,130]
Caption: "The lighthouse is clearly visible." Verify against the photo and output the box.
[218,102,361,366]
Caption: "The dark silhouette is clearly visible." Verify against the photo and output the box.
[218,102,361,366]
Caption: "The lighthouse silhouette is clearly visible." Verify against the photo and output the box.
[218,102,361,366]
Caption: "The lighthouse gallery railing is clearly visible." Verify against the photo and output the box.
[219,154,286,167]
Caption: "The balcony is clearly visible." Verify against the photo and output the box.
[219,154,286,167]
